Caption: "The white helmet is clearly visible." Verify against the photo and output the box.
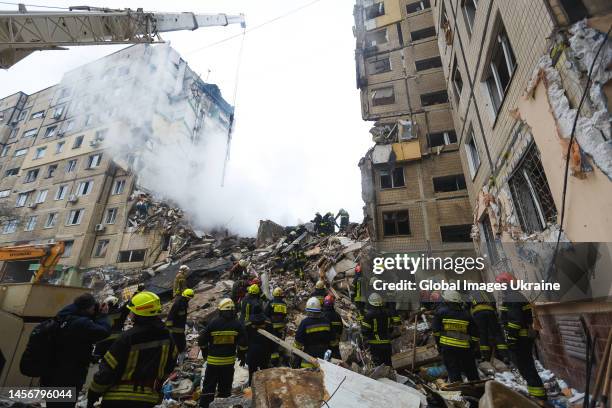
[239,259,248,268]
[179,265,190,272]
[305,297,321,313]
[443,290,463,303]
[104,296,119,306]
[368,293,383,307]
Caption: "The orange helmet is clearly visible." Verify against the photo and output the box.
[495,272,516,284]
[355,265,362,274]
[249,277,261,286]
[323,294,335,307]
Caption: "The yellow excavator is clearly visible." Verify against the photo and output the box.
[0,241,65,283]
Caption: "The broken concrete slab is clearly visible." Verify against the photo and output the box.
[377,378,427,408]
[392,343,440,370]
[252,367,326,408]
[256,220,285,247]
[479,381,540,408]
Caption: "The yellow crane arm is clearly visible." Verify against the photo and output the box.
[0,242,65,283]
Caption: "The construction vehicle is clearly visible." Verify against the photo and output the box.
[0,241,65,283]
[0,5,246,69]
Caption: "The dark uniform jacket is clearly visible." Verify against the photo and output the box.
[432,304,479,349]
[88,317,176,406]
[351,275,364,303]
[500,290,533,343]
[311,288,327,305]
[322,306,343,346]
[246,320,275,359]
[95,303,130,357]
[198,315,248,366]
[294,315,332,367]
[264,297,287,332]
[166,296,189,334]
[468,290,497,314]
[361,307,392,345]
[239,294,262,327]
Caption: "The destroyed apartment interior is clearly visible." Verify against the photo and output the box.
[0,0,611,407]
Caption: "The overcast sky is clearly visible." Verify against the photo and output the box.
[0,0,373,235]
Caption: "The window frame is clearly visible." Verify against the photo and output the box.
[24,215,37,232]
[380,167,406,189]
[93,239,110,258]
[66,208,84,226]
[105,207,118,224]
[382,210,411,236]
[44,212,58,228]
[464,127,482,179]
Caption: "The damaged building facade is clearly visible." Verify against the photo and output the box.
[430,0,612,390]
[0,44,233,279]
[354,0,475,263]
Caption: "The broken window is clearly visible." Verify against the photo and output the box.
[44,213,58,228]
[17,110,28,121]
[55,184,68,200]
[5,167,19,176]
[415,56,442,71]
[558,0,589,24]
[66,209,84,226]
[24,169,39,183]
[52,105,65,119]
[66,159,77,173]
[0,190,10,198]
[1,145,9,157]
[368,57,391,74]
[406,0,430,13]
[411,26,436,41]
[73,135,84,149]
[433,174,466,192]
[35,189,48,204]
[93,240,110,258]
[77,180,93,196]
[452,57,463,99]
[112,179,126,195]
[465,127,481,177]
[462,0,478,35]
[64,120,75,133]
[372,87,395,106]
[31,110,45,120]
[105,208,118,224]
[22,128,37,138]
[481,214,499,264]
[24,216,37,232]
[421,90,448,107]
[44,126,57,138]
[87,153,102,168]
[118,249,146,263]
[440,224,472,242]
[9,127,19,138]
[2,219,18,234]
[365,29,388,47]
[55,141,65,154]
[15,192,29,207]
[484,24,516,114]
[383,210,411,236]
[428,131,457,148]
[508,143,557,233]
[365,2,385,19]
[380,167,405,189]
[46,164,57,178]
[34,146,46,159]
[62,240,74,257]
[14,148,27,157]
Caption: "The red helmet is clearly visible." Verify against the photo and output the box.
[495,272,516,284]
[429,291,441,302]
[323,294,335,307]
[249,277,261,286]
[354,265,362,274]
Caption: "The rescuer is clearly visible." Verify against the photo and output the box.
[198,298,248,408]
[173,265,189,297]
[166,288,194,354]
[497,272,547,401]
[239,284,263,327]
[87,291,176,408]
[229,259,249,279]
[94,296,129,359]
[432,290,480,382]
[468,287,509,362]
[335,208,350,231]
[322,294,343,360]
[293,297,332,368]
[311,280,327,305]
[289,247,306,279]
[245,310,274,385]
[361,293,393,366]
[351,265,365,320]
[264,287,287,366]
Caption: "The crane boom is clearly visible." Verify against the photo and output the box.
[0,6,246,69]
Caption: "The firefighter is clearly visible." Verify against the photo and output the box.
[311,280,327,305]
[335,208,350,231]
[245,310,274,385]
[289,247,306,279]
[468,287,509,363]
[87,291,177,408]
[94,296,129,359]
[323,212,335,234]
[239,284,263,327]
[173,265,189,297]
[322,295,343,360]
[432,290,480,382]
[166,288,194,354]
[312,212,323,235]
[361,293,393,366]
[293,297,332,368]
[264,287,287,366]
[231,276,249,304]
[198,299,248,408]
[497,272,547,401]
[351,265,365,320]
[229,259,249,279]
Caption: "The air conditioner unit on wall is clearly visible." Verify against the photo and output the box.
[28,202,37,209]
[95,224,105,232]
[68,194,78,203]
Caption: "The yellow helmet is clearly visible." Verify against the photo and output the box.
[248,284,260,295]
[182,288,194,298]
[239,259,248,268]
[272,287,284,297]
[127,291,161,316]
[315,280,325,289]
[218,298,235,311]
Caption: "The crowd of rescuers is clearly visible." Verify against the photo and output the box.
[21,251,546,408]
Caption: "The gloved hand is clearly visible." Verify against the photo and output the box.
[87,392,100,408]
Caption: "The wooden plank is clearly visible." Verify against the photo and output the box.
[257,328,319,367]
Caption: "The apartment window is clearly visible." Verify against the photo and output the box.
[31,110,45,119]
[509,143,557,233]
[462,0,478,35]
[365,2,385,19]
[112,179,126,195]
[93,239,110,258]
[383,210,411,236]
[15,192,29,207]
[372,87,395,106]
[55,141,65,154]
[559,0,589,24]
[9,127,19,138]
[87,153,102,168]
[415,56,442,71]
[485,25,516,114]
[52,105,65,119]
[62,240,74,257]
[66,209,84,226]
[452,58,463,99]
[406,0,430,13]
[428,131,457,148]
[35,189,48,203]
[46,164,58,178]
[44,213,58,229]
[368,58,391,74]
[433,174,466,192]
[24,216,37,232]
[105,208,118,224]
[77,180,93,196]
[2,219,18,234]
[44,126,57,138]
[380,167,405,189]
[65,120,75,132]
[55,184,68,200]
[94,128,108,141]
[440,224,472,242]
[465,128,481,177]
[0,190,10,198]
[411,26,436,41]
[84,114,94,127]
[14,148,28,157]
[5,167,19,176]
[34,146,46,159]
[72,135,84,149]
[1,145,9,157]
[66,159,78,173]
[365,29,388,47]
[17,110,28,121]
[24,169,39,183]
[118,249,146,263]
[421,90,449,106]
[23,129,37,138]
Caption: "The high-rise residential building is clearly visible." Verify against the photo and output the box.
[0,44,233,281]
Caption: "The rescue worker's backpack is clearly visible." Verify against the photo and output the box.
[19,318,61,377]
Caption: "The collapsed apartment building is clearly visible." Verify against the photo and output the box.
[355,0,612,392]
[0,44,233,281]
